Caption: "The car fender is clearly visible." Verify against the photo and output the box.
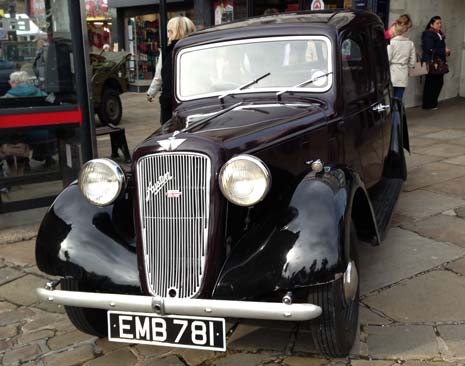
[213,167,379,300]
[35,183,141,294]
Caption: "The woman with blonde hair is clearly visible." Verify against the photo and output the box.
[385,14,412,40]
[148,16,196,125]
[387,14,416,100]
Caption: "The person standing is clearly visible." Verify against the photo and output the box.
[421,16,451,110]
[385,14,413,40]
[147,54,162,103]
[387,15,416,100]
[33,38,46,80]
[156,16,196,125]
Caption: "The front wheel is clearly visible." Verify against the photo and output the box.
[61,278,108,337]
[307,229,359,357]
[97,88,122,126]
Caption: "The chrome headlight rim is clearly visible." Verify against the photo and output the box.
[219,154,271,207]
[78,158,126,206]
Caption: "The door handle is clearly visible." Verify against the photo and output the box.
[372,104,390,112]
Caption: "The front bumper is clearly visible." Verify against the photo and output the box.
[36,286,322,321]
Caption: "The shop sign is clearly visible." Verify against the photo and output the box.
[214,1,234,25]
[310,0,325,10]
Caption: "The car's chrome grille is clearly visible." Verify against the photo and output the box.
[136,152,211,298]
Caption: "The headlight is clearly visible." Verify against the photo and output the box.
[78,158,125,206]
[219,155,271,206]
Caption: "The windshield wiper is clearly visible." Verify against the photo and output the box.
[218,72,271,104]
[182,102,243,133]
[276,72,333,100]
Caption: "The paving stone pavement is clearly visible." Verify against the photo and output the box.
[2,96,465,365]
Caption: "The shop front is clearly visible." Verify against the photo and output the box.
[0,0,94,213]
[109,0,387,92]
[109,0,195,91]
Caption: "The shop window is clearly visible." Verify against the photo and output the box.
[88,23,112,53]
[126,15,160,84]
[136,17,159,81]
[127,7,195,85]
[214,1,247,25]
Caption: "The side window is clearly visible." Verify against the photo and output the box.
[371,25,390,91]
[341,31,371,104]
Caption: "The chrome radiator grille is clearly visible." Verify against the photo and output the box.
[136,152,211,298]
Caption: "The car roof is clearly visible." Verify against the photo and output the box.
[178,10,382,48]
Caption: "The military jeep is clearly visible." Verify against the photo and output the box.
[90,51,131,125]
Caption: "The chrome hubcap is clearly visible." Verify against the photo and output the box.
[343,261,358,303]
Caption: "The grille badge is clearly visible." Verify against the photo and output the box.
[145,172,173,201]
[157,137,186,151]
[166,189,182,198]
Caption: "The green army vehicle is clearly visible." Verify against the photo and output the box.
[90,51,131,125]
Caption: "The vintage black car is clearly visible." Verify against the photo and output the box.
[36,10,409,357]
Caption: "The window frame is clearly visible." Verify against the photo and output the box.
[176,35,334,102]
[340,29,374,106]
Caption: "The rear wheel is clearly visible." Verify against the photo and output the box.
[97,88,122,126]
[61,278,107,337]
[308,227,359,357]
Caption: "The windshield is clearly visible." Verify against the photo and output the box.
[177,36,332,101]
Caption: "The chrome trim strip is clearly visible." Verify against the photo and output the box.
[36,288,322,321]
[136,152,211,298]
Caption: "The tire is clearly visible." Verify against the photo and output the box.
[307,227,359,357]
[97,88,122,126]
[61,278,108,337]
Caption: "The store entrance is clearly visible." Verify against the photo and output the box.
[121,4,194,92]
[127,14,160,90]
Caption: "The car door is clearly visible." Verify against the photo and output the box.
[370,24,393,161]
[340,29,384,188]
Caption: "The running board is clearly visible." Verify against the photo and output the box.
[368,178,403,242]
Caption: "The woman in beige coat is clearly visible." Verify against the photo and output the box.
[387,15,416,100]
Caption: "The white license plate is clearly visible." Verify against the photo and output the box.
[107,311,226,351]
